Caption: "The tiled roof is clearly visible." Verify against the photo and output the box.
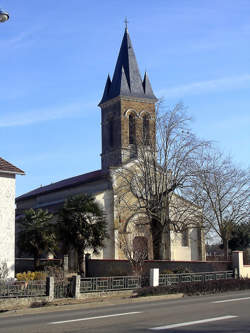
[99,28,157,105]
[16,169,108,202]
[0,157,25,175]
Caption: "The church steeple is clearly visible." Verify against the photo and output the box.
[99,28,157,105]
[99,28,157,170]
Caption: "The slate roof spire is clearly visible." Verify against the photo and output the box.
[99,28,157,105]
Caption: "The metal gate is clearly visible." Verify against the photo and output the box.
[54,279,73,298]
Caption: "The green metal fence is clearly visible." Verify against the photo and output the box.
[54,280,73,298]
[0,270,235,298]
[0,280,46,298]
[159,271,234,286]
[80,276,141,293]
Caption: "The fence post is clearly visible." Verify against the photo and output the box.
[72,275,81,299]
[150,268,159,287]
[234,268,238,279]
[46,276,54,301]
[232,251,243,278]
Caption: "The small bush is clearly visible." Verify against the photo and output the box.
[45,266,64,281]
[136,278,250,297]
[161,269,174,274]
[16,271,47,281]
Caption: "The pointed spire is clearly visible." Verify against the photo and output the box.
[143,71,157,100]
[109,28,144,97]
[100,74,111,104]
[120,66,131,95]
[99,29,157,105]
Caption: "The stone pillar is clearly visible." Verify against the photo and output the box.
[114,229,119,259]
[63,255,69,273]
[46,276,54,301]
[72,275,81,299]
[150,268,159,287]
[198,227,206,261]
[232,251,243,278]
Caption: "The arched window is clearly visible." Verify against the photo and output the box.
[143,115,150,144]
[109,119,114,147]
[129,114,136,144]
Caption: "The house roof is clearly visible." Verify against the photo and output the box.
[0,157,25,175]
[16,169,109,202]
[99,28,157,105]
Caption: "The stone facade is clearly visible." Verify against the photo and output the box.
[111,164,206,261]
[101,97,156,169]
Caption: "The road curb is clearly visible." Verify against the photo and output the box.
[0,293,184,317]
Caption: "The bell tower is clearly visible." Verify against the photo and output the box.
[99,27,157,170]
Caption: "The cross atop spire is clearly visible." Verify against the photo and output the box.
[124,17,129,30]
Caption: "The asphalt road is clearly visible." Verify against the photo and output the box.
[1,291,250,332]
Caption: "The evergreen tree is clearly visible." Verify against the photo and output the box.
[229,223,250,251]
[17,208,56,269]
[58,194,108,275]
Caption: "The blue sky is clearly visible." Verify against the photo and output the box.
[1,0,249,196]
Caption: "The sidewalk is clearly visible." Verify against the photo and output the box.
[0,292,184,317]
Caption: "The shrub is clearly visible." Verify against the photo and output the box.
[16,271,47,281]
[45,266,65,281]
[136,278,250,297]
[161,269,174,274]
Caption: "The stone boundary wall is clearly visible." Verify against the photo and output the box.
[0,296,50,311]
[79,290,134,299]
[86,259,232,277]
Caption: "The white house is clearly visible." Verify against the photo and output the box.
[0,157,24,278]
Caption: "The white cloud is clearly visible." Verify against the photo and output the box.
[158,74,250,98]
[0,101,96,127]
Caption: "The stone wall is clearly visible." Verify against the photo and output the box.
[0,296,51,311]
[101,97,156,169]
[0,172,16,278]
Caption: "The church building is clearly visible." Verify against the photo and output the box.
[16,27,205,268]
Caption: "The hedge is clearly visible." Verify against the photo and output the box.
[136,278,250,297]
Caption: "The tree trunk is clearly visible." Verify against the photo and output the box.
[223,238,229,260]
[34,255,40,270]
[78,249,85,276]
[151,219,164,259]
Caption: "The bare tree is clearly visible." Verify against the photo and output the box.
[186,149,250,259]
[114,103,209,259]
[118,216,152,275]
